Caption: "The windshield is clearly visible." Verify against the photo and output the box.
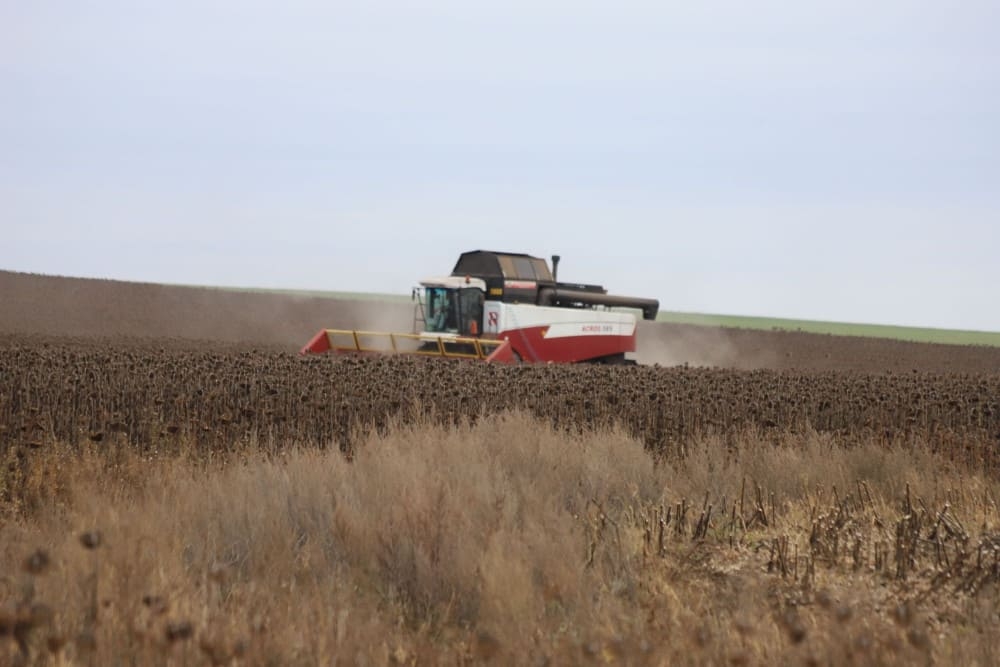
[424,288,457,332]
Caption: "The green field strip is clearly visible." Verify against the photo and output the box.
[655,311,1000,347]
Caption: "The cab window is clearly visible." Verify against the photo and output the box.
[458,288,484,336]
[425,288,456,332]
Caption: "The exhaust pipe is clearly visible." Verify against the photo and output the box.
[551,254,561,282]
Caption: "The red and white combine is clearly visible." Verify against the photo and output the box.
[301,250,659,364]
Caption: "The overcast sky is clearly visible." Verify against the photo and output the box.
[3,1,998,330]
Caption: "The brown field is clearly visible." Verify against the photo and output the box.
[5,269,1000,373]
[2,270,1000,665]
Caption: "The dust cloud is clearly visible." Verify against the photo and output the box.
[0,270,416,352]
[342,299,422,353]
[633,321,779,370]
[350,299,416,335]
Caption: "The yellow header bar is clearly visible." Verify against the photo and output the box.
[321,329,503,360]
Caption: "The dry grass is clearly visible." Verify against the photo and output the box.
[2,412,1000,665]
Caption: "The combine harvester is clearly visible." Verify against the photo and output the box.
[301,250,659,364]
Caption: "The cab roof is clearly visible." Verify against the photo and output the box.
[420,275,488,291]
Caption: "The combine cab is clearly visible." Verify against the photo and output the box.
[301,250,659,364]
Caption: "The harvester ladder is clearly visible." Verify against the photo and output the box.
[411,288,427,334]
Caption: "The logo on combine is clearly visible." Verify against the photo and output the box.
[487,312,499,327]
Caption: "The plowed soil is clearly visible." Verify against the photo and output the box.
[2,269,999,373]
